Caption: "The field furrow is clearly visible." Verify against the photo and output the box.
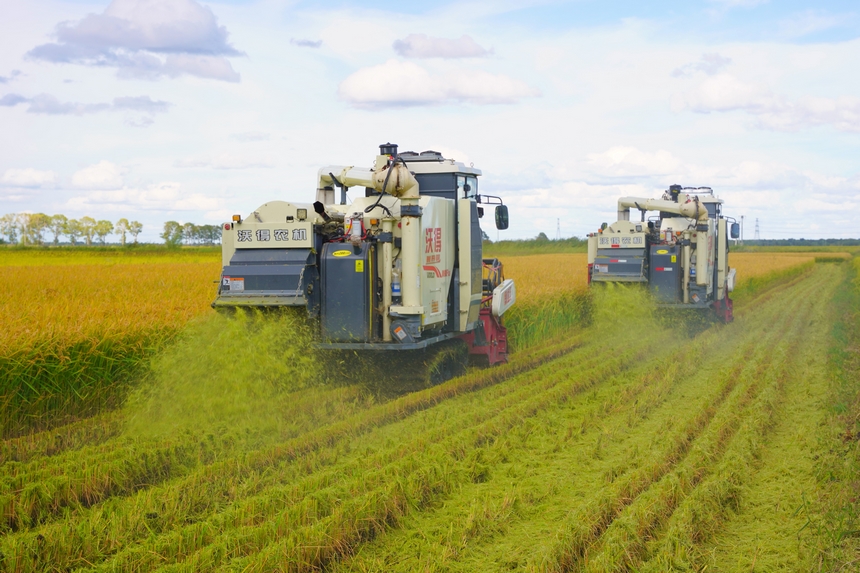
[323,262,834,573]
[75,322,670,572]
[697,265,840,571]
[580,272,823,572]
[1,251,851,573]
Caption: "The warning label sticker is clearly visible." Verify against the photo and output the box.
[229,277,245,292]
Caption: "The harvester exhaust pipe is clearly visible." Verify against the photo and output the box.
[313,201,331,222]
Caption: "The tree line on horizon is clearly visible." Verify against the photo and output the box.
[0,213,143,246]
[0,214,224,247]
[160,221,222,247]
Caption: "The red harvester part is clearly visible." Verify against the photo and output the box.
[713,296,734,323]
[460,307,508,365]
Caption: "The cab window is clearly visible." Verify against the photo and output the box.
[457,175,478,199]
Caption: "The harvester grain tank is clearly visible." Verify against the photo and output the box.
[586,185,739,322]
[214,144,515,380]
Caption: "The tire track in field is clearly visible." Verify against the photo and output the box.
[0,267,821,572]
[543,265,830,573]
[325,262,828,573]
[208,281,810,573]
[1,331,624,571]
[85,324,675,572]
[697,264,840,571]
[0,385,367,533]
[578,270,824,572]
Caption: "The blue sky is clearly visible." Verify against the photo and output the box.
[1,0,858,241]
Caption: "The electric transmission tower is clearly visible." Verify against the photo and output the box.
[556,218,560,240]
[754,218,761,240]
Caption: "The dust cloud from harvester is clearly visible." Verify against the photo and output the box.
[122,308,322,439]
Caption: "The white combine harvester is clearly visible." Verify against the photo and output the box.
[587,185,739,322]
[214,143,516,383]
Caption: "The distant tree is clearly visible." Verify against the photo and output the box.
[0,213,19,244]
[182,222,197,245]
[128,221,143,244]
[161,221,183,248]
[95,220,113,245]
[201,224,222,245]
[49,214,68,245]
[64,219,82,246]
[79,216,97,246]
[536,232,550,241]
[22,213,50,246]
[115,218,130,246]
[481,229,490,242]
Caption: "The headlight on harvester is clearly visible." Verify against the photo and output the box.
[297,208,308,220]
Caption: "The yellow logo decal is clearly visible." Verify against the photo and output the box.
[656,249,668,254]
[333,250,351,257]
[671,255,677,263]
[355,260,364,272]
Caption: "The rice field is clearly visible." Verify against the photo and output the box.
[1,246,858,572]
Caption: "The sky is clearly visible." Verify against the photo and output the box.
[1,0,859,242]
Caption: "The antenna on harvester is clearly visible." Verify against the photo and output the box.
[754,218,761,240]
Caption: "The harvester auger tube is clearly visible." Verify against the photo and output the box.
[213,143,516,384]
[587,184,736,324]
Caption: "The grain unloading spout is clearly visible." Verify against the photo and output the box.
[617,196,710,223]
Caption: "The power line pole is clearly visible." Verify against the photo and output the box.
[740,215,744,245]
[556,218,560,240]
[754,218,761,241]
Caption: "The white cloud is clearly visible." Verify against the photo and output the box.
[291,38,322,48]
[393,34,491,59]
[230,131,270,142]
[1,168,57,188]
[674,74,860,132]
[709,0,769,7]
[67,182,222,212]
[672,53,732,77]
[777,10,843,38]
[0,70,22,84]
[0,93,170,120]
[26,0,242,82]
[173,153,275,169]
[338,60,539,109]
[587,147,684,178]
[72,161,126,190]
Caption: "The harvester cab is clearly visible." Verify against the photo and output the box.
[213,143,516,379]
[586,185,738,323]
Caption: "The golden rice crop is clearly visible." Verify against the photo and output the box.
[730,252,820,286]
[0,262,220,355]
[1,260,220,437]
[500,253,588,298]
[0,246,220,267]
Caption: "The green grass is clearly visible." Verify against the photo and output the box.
[813,256,860,569]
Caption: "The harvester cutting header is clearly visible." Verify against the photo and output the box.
[214,143,515,372]
[587,185,740,322]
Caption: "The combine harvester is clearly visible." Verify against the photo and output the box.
[587,185,740,322]
[213,143,516,383]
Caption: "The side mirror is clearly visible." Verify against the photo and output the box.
[495,205,509,230]
[730,222,740,239]
[477,207,484,218]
